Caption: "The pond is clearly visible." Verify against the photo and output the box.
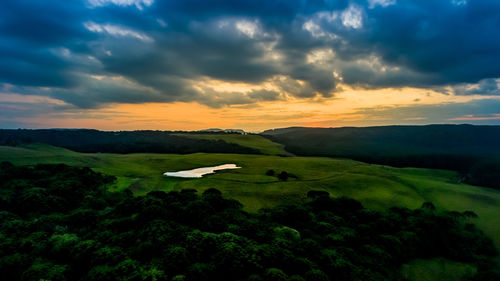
[163,164,241,178]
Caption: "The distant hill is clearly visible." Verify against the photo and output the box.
[0,129,260,155]
[262,125,500,155]
[198,128,246,134]
[262,125,500,189]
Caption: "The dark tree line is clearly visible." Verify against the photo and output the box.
[0,163,498,281]
[0,129,259,155]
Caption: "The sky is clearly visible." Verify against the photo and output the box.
[1,0,500,132]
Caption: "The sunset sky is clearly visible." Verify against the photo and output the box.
[1,0,500,131]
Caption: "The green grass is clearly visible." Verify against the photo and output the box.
[1,143,500,248]
[401,258,476,281]
[174,133,291,155]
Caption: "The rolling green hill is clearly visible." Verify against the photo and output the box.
[174,133,291,156]
[1,143,499,250]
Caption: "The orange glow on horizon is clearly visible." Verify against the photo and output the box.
[7,86,499,132]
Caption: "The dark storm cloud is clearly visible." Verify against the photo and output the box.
[0,0,90,46]
[1,0,500,109]
[351,0,500,85]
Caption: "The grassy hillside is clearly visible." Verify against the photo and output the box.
[174,133,291,156]
[1,143,500,249]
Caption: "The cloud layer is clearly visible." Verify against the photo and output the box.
[1,0,500,110]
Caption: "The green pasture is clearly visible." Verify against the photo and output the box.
[174,133,291,156]
[1,143,499,249]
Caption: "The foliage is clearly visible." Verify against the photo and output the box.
[0,163,498,281]
[0,129,260,155]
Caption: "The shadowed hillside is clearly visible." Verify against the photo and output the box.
[262,125,500,189]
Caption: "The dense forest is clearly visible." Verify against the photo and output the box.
[262,125,500,189]
[1,163,498,281]
[0,129,259,154]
